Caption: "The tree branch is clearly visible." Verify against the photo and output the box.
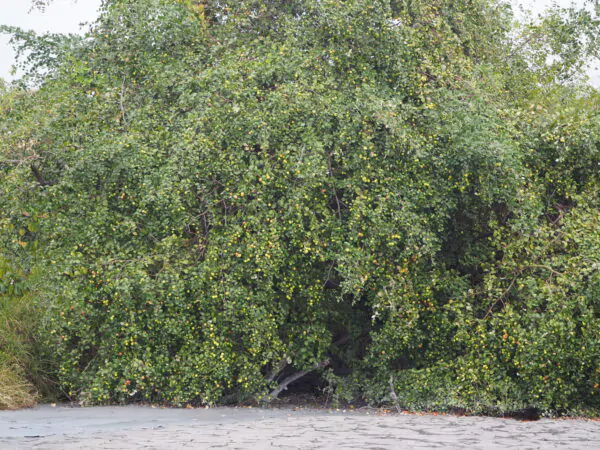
[30,164,54,186]
[264,359,330,401]
[266,358,288,383]
[389,376,402,413]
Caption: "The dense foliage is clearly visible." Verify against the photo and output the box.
[1,0,598,414]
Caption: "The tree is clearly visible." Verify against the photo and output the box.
[1,0,598,414]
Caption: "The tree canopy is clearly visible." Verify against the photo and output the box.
[1,0,598,414]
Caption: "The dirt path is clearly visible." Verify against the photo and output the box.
[1,405,599,449]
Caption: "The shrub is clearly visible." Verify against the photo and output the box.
[1,0,598,414]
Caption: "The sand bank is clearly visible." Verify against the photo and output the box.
[1,405,599,449]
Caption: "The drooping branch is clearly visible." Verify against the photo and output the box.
[264,359,330,401]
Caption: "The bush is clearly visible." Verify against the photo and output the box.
[1,0,598,414]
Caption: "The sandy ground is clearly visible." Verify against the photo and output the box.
[1,405,599,449]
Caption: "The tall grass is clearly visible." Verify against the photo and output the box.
[0,366,36,410]
[0,293,40,410]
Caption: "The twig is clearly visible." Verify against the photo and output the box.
[327,153,342,220]
[2,155,40,165]
[525,264,562,276]
[484,263,563,319]
[119,76,128,125]
[484,274,517,320]
[389,376,401,413]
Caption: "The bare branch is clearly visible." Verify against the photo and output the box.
[266,358,288,383]
[389,376,402,413]
[264,359,330,401]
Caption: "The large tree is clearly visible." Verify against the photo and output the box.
[1,0,598,414]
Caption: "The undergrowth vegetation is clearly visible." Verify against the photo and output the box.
[0,275,39,410]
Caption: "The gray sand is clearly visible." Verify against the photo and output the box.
[1,405,599,449]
